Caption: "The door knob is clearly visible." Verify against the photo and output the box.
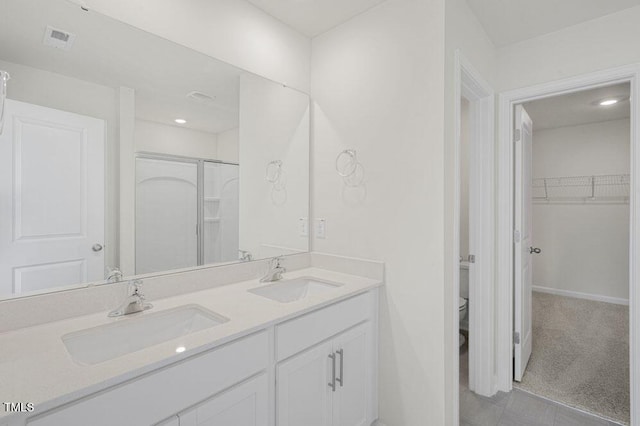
[92,243,103,252]
[529,247,541,254]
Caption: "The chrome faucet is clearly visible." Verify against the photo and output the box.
[260,257,286,283]
[108,279,153,317]
[239,250,253,262]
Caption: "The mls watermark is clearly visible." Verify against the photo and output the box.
[3,402,34,413]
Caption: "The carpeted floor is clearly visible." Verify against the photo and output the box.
[514,291,629,425]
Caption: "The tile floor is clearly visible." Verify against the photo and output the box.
[459,336,622,426]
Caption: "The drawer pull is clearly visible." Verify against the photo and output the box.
[336,349,344,387]
[328,353,337,391]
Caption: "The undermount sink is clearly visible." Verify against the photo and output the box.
[62,304,229,365]
[248,277,343,303]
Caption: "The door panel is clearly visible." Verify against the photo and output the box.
[178,374,268,426]
[0,99,105,295]
[514,104,533,382]
[277,341,333,426]
[135,158,198,274]
[333,322,373,426]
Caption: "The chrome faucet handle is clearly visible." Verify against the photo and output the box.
[270,256,283,268]
[130,279,144,296]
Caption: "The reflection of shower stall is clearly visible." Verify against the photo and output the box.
[135,155,239,275]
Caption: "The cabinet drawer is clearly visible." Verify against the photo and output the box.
[276,292,372,361]
[28,331,268,426]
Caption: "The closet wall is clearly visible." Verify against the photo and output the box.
[532,118,630,302]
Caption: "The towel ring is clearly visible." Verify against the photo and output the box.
[265,160,282,183]
[336,149,358,177]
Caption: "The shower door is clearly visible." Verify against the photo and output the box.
[135,157,239,274]
[203,162,239,264]
[135,157,198,274]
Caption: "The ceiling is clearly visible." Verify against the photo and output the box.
[523,83,630,131]
[0,0,242,134]
[465,0,640,46]
[245,0,387,37]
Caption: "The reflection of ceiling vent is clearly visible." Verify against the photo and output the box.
[43,25,76,51]
[187,91,217,106]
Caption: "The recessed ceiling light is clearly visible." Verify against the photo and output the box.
[174,118,187,124]
[175,346,186,353]
[599,99,619,106]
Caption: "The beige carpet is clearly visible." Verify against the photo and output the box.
[514,292,629,425]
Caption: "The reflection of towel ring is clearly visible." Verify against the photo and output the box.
[336,149,358,177]
[266,160,282,183]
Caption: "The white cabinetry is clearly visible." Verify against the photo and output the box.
[18,289,378,426]
[179,374,268,426]
[276,293,376,426]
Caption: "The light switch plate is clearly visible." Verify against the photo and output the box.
[316,218,326,239]
[299,217,308,237]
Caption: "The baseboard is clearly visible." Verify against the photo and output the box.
[533,285,629,306]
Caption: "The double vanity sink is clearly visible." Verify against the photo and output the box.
[62,277,344,365]
[0,262,382,426]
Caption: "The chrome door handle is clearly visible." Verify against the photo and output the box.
[328,353,336,392]
[529,247,541,254]
[92,243,103,252]
[336,349,344,387]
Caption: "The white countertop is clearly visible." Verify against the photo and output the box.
[0,267,382,422]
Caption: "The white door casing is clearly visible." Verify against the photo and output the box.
[514,104,534,382]
[0,99,105,295]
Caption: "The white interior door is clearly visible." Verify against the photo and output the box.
[514,104,533,382]
[135,157,198,274]
[0,99,105,296]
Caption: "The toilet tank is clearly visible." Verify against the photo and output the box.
[460,261,470,299]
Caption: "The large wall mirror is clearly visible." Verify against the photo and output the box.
[0,0,310,299]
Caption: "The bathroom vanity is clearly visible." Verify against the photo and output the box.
[0,265,381,426]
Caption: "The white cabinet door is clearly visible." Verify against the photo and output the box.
[156,416,180,426]
[179,374,269,426]
[332,323,373,426]
[277,341,333,426]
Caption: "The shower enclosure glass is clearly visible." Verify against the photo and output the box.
[135,156,239,274]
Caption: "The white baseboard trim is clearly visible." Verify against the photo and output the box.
[533,285,629,306]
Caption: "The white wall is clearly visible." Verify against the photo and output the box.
[444,0,496,419]
[217,127,239,163]
[311,0,446,423]
[532,119,630,301]
[497,5,640,92]
[135,119,218,159]
[239,73,309,260]
[83,0,311,92]
[0,59,119,273]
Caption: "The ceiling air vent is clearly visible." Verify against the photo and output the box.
[187,91,217,106]
[43,25,76,51]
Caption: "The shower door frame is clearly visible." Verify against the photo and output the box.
[496,64,640,424]
[135,152,239,269]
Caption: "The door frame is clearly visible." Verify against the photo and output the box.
[496,64,640,423]
[452,50,496,425]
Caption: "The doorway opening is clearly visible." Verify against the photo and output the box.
[497,66,640,425]
[512,83,631,424]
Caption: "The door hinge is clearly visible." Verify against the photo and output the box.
[468,254,476,264]
[513,230,521,243]
[514,331,520,345]
[514,129,521,142]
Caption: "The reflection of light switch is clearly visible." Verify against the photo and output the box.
[316,218,326,239]
[299,217,308,237]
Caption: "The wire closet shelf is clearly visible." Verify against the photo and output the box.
[532,174,630,204]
